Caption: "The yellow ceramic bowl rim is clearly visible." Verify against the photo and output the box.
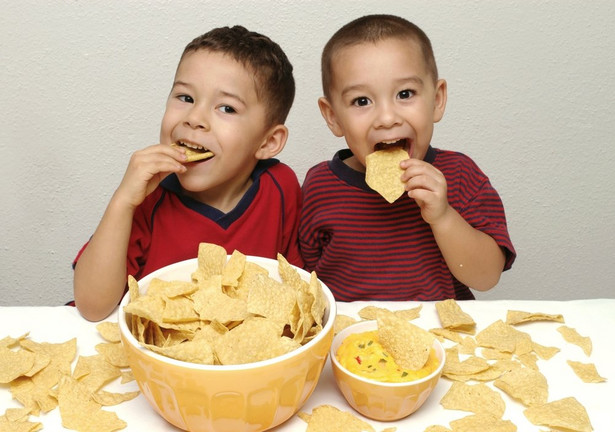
[118,256,337,371]
[330,319,445,387]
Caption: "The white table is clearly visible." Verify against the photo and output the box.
[1,299,613,431]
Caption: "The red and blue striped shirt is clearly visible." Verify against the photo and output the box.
[299,147,515,301]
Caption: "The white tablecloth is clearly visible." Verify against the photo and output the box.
[1,299,613,431]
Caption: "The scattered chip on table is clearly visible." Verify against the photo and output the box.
[0,407,42,432]
[435,299,476,334]
[505,309,564,325]
[475,320,532,355]
[334,314,357,335]
[557,326,592,356]
[440,382,506,417]
[531,341,560,360]
[523,397,593,432]
[0,347,35,383]
[298,404,380,432]
[567,360,606,383]
[95,322,121,343]
[92,389,140,406]
[424,426,452,432]
[73,354,122,394]
[57,375,127,432]
[448,413,517,432]
[95,342,129,368]
[430,328,463,343]
[442,347,490,378]
[358,304,421,321]
[494,366,549,406]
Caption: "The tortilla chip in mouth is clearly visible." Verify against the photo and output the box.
[365,146,409,203]
[172,142,214,163]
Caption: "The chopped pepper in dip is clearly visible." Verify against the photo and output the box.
[336,330,439,383]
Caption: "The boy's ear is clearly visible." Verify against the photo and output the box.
[433,79,448,123]
[318,97,344,137]
[255,124,288,160]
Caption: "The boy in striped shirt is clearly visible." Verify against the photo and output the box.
[299,14,515,301]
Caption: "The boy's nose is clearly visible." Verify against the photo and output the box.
[374,102,402,129]
[184,106,210,131]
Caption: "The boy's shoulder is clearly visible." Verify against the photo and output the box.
[258,159,300,185]
[432,147,484,174]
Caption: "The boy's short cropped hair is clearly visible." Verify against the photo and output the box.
[182,25,295,127]
[321,14,438,98]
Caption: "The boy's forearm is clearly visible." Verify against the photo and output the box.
[73,195,134,321]
[430,206,506,291]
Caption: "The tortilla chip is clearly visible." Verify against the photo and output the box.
[222,249,246,287]
[435,299,476,334]
[299,404,376,432]
[365,147,408,203]
[440,382,506,417]
[196,242,227,279]
[334,314,357,335]
[95,322,121,343]
[494,367,548,406]
[57,375,127,432]
[172,143,214,162]
[377,310,434,370]
[146,337,214,364]
[557,326,592,356]
[567,360,606,383]
[246,273,296,327]
[523,397,593,432]
[506,310,564,325]
[476,320,532,354]
[0,347,35,383]
[449,413,517,432]
[358,305,421,321]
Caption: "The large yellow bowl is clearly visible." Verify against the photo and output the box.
[330,319,445,421]
[118,256,336,432]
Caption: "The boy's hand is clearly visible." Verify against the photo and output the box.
[400,158,450,225]
[115,144,187,208]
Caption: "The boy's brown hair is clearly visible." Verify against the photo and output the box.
[321,14,438,98]
[181,25,295,127]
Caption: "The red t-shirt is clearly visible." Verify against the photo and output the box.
[74,159,303,282]
[299,148,516,301]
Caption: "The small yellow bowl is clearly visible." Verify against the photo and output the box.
[118,256,336,432]
[330,319,445,421]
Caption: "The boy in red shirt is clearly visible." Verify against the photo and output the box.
[300,15,515,301]
[74,26,301,321]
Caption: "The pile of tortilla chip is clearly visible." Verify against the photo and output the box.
[332,299,603,432]
[124,242,327,365]
[426,300,599,432]
[1,322,138,432]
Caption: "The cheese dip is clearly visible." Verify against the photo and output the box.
[336,330,439,383]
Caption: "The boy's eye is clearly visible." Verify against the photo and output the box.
[218,105,236,114]
[178,94,194,103]
[398,89,415,100]
[352,97,371,107]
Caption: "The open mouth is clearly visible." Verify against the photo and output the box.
[374,138,411,155]
[173,141,214,162]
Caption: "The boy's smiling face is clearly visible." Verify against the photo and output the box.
[160,49,283,210]
[319,37,447,172]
